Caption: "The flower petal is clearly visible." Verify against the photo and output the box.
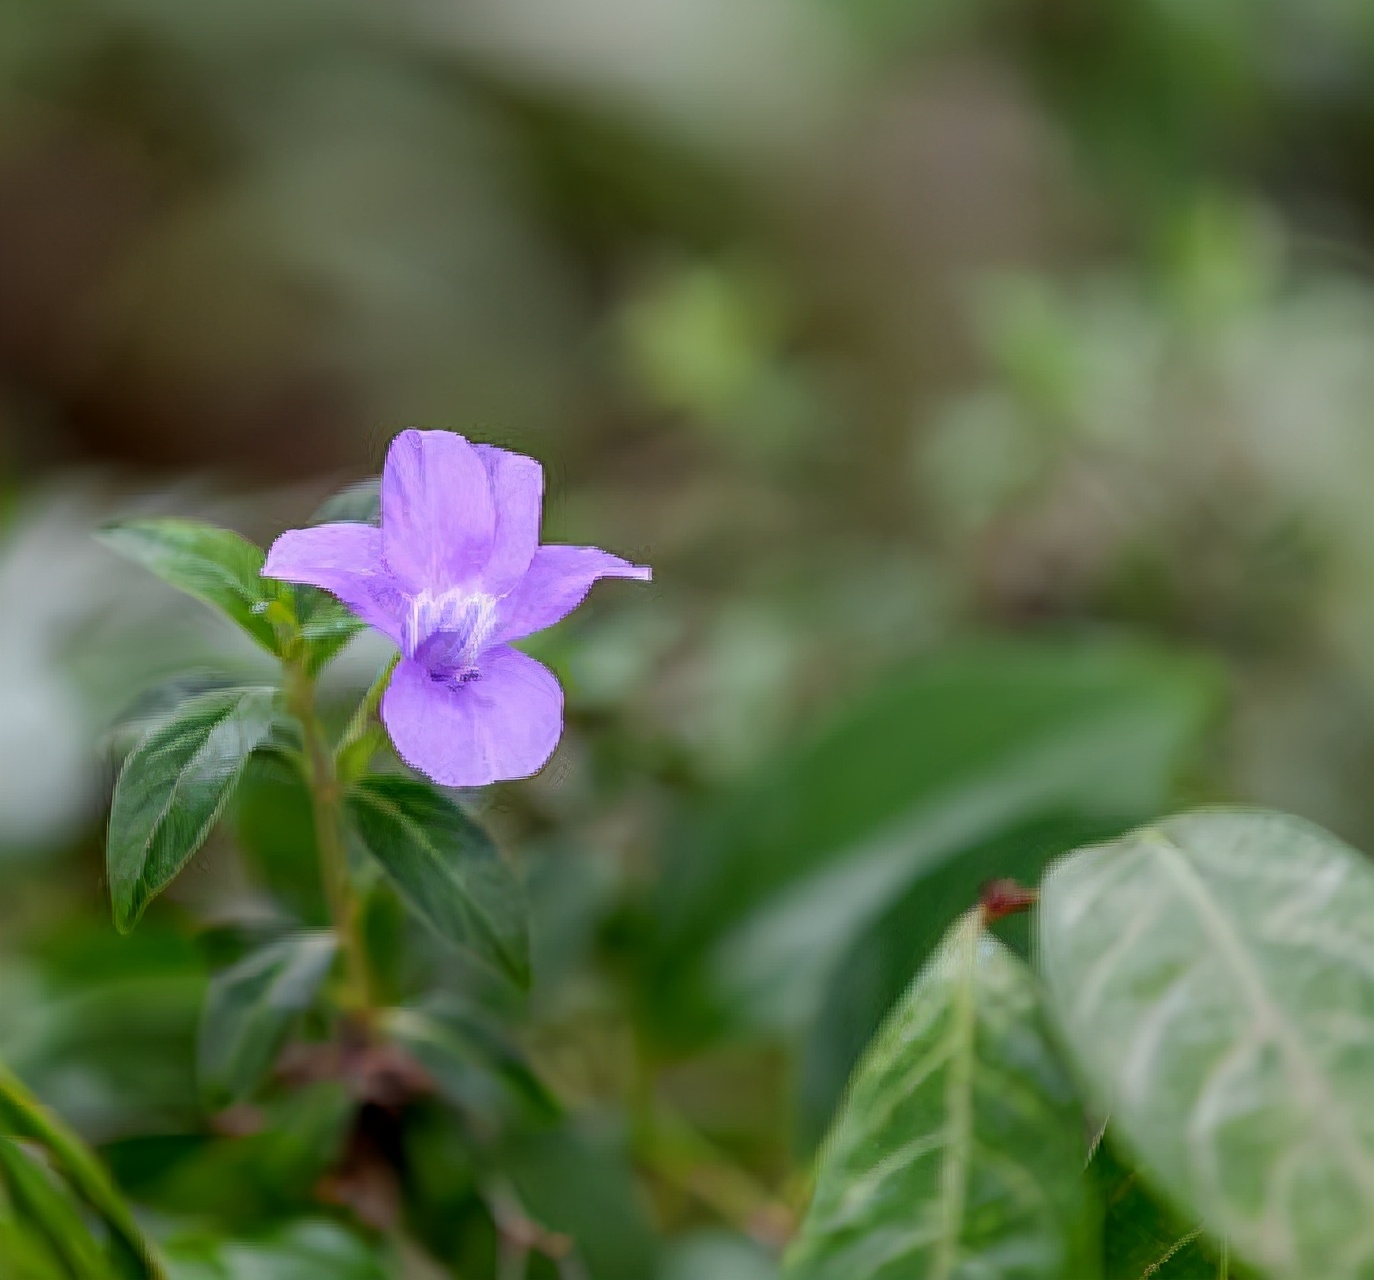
[262,523,405,642]
[474,443,543,595]
[381,429,495,592]
[382,646,564,787]
[495,545,652,642]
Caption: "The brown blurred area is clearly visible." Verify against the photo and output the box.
[8,0,1374,846]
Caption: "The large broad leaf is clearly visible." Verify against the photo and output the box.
[345,777,529,987]
[108,687,278,932]
[648,640,1215,1041]
[197,932,338,1107]
[1039,809,1374,1280]
[97,519,280,654]
[797,810,1132,1147]
[786,910,1098,1280]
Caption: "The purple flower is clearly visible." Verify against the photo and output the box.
[263,430,651,787]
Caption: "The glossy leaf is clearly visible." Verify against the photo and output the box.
[108,688,278,932]
[197,932,338,1106]
[1039,809,1374,1280]
[345,776,529,986]
[786,910,1098,1280]
[96,519,280,653]
[0,1137,116,1280]
[650,640,1215,1042]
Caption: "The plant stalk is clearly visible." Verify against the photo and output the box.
[287,661,372,1019]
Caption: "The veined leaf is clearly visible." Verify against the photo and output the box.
[108,688,278,932]
[197,932,338,1107]
[0,1137,116,1279]
[96,520,280,653]
[345,777,529,987]
[1039,809,1374,1280]
[785,910,1098,1280]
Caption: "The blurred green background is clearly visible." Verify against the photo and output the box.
[4,0,1374,1275]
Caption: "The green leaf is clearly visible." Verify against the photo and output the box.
[785,910,1098,1280]
[0,1137,116,1279]
[1095,1140,1237,1280]
[382,1002,559,1126]
[0,1060,166,1280]
[309,479,380,527]
[164,1221,386,1280]
[196,932,338,1107]
[797,810,1132,1148]
[96,520,280,654]
[503,1124,661,1280]
[649,640,1216,1043]
[292,587,367,675]
[1039,809,1374,1280]
[108,688,278,932]
[345,776,529,987]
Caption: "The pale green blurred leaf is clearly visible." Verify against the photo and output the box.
[1039,809,1374,1280]
[197,932,337,1107]
[96,521,279,655]
[652,641,1215,1040]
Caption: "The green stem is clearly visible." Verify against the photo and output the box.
[335,651,400,785]
[0,1058,166,1279]
[287,661,372,1019]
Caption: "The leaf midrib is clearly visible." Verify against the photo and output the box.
[118,690,267,922]
[933,913,981,1280]
[1145,828,1374,1205]
[354,787,507,969]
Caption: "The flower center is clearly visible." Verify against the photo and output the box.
[404,589,499,683]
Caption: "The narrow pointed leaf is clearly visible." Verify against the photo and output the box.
[96,519,280,653]
[197,931,338,1106]
[0,1137,116,1279]
[345,776,528,986]
[108,687,278,932]
[0,1060,165,1279]
[785,910,1098,1280]
[1039,809,1374,1280]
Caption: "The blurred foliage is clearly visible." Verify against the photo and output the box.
[5,0,1374,1274]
